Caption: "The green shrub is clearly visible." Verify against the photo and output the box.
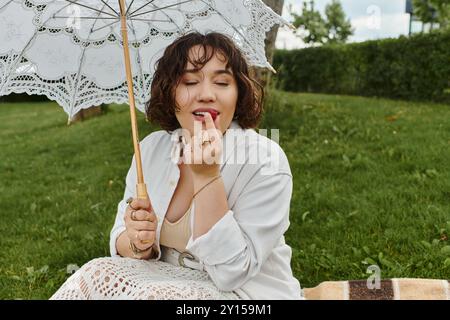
[273,31,450,103]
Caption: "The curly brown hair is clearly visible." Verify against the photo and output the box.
[145,32,264,132]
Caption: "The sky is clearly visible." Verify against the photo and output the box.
[276,0,418,49]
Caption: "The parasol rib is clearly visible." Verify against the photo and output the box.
[130,0,185,35]
[128,18,170,22]
[125,0,136,16]
[128,0,156,17]
[91,19,120,33]
[130,0,194,18]
[99,0,119,16]
[52,16,120,20]
[0,0,14,12]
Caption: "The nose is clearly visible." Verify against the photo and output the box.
[197,81,216,103]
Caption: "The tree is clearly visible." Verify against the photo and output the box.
[325,0,353,44]
[251,0,285,88]
[291,0,353,45]
[67,105,106,125]
[413,0,450,31]
[291,0,328,45]
[431,0,450,29]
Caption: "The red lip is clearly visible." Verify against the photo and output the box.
[192,108,220,115]
[192,108,220,122]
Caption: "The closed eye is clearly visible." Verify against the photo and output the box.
[184,81,228,86]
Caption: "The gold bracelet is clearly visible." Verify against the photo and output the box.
[193,175,221,198]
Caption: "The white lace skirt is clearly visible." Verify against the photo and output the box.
[50,257,241,300]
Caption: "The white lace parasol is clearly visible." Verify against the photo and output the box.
[0,0,292,119]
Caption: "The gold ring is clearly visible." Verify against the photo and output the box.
[127,197,138,210]
[201,139,211,145]
[201,132,211,144]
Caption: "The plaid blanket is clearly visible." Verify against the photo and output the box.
[303,278,449,300]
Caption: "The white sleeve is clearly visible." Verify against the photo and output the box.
[186,171,293,291]
[109,154,137,257]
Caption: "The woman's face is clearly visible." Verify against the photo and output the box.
[174,45,238,136]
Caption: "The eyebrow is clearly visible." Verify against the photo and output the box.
[184,69,233,76]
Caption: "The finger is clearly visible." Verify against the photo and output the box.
[204,112,216,130]
[129,197,152,212]
[130,220,157,231]
[139,230,155,242]
[193,133,202,146]
[131,209,156,222]
[204,112,222,142]
[135,242,152,251]
[134,230,154,250]
[201,130,210,144]
[134,230,155,250]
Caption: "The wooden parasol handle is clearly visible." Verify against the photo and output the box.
[119,0,148,200]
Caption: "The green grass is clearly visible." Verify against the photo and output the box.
[1,90,449,299]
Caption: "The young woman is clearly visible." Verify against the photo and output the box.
[51,32,301,300]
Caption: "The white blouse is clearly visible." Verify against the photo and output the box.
[109,120,302,300]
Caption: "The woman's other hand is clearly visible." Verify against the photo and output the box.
[182,112,223,178]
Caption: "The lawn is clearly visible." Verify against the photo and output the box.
[0,90,449,299]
